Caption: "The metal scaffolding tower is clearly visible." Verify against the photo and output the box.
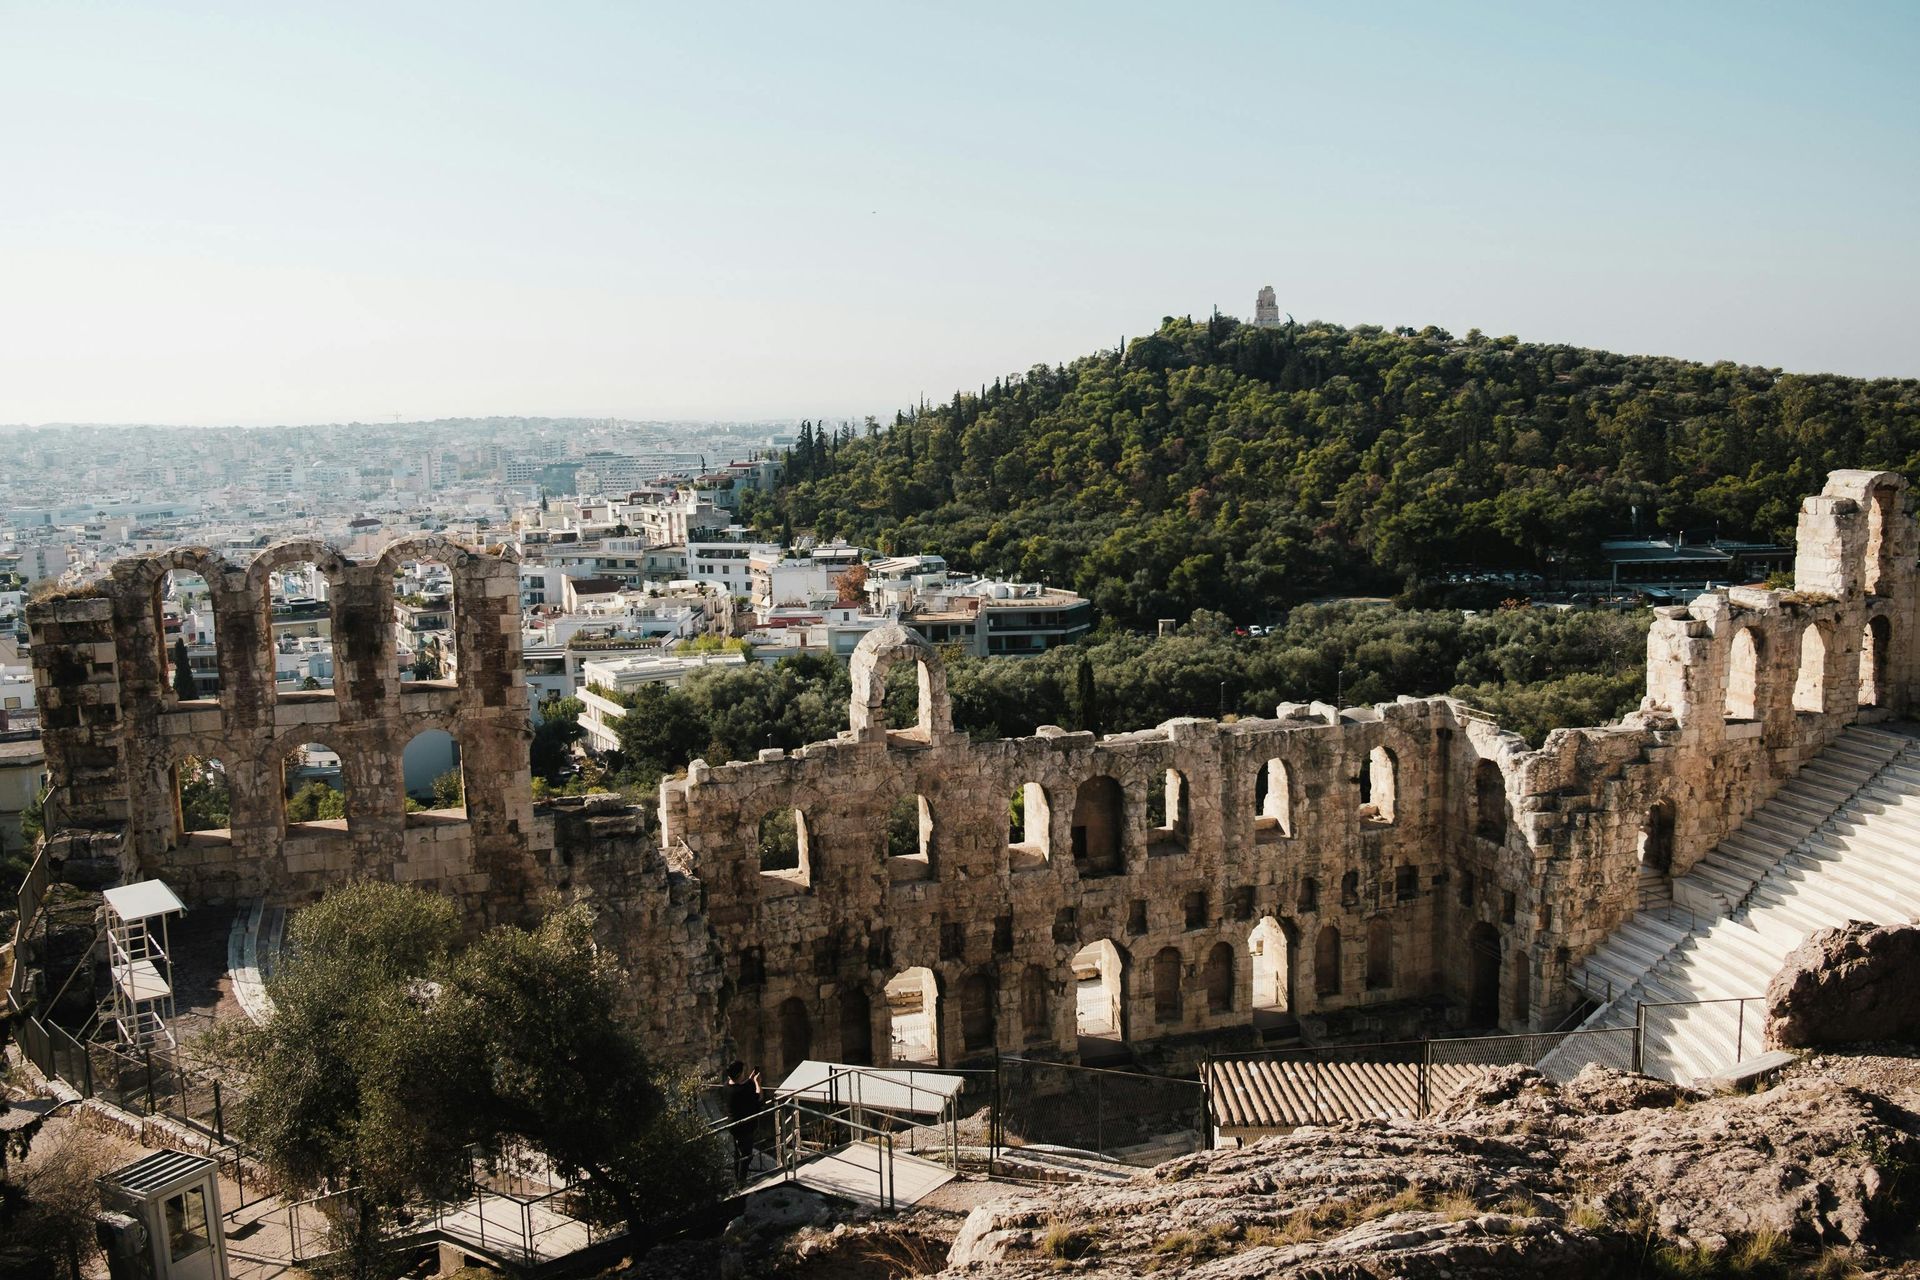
[101,880,186,1051]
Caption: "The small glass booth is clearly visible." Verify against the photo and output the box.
[98,1150,229,1280]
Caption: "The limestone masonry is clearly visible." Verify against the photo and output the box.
[25,471,1916,1075]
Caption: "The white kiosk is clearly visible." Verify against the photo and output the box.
[98,1149,230,1280]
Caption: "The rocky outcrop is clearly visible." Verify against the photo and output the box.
[934,1063,1920,1278]
[1767,921,1920,1050]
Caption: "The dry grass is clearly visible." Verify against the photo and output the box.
[855,1229,952,1277]
[1041,1218,1095,1263]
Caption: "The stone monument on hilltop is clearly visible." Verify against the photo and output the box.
[1254,285,1281,327]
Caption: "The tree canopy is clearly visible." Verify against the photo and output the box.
[231,882,723,1276]
[759,317,1920,627]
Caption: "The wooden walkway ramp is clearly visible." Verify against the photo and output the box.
[744,1142,955,1210]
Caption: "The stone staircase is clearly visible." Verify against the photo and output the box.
[1542,724,1920,1083]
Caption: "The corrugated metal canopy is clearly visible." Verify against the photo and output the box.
[1205,1058,1497,1131]
[102,1149,213,1196]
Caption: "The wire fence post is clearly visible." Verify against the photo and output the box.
[213,1080,225,1143]
[1632,1003,1645,1074]
[990,1049,1001,1175]
[143,1048,156,1113]
[1095,1070,1104,1158]
[1736,999,1747,1061]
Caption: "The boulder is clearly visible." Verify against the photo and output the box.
[1766,920,1920,1050]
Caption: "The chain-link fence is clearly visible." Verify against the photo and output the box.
[994,1056,1206,1166]
[14,1011,233,1141]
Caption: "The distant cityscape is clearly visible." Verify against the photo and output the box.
[0,415,1098,853]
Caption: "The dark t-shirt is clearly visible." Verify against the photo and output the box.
[726,1079,762,1124]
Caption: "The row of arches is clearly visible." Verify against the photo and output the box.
[1723,615,1894,721]
[739,912,1498,1076]
[167,728,466,839]
[752,745,1443,886]
[147,544,467,710]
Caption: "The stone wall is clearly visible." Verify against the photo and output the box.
[29,537,538,923]
[24,470,1918,1075]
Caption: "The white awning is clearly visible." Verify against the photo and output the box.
[772,1061,966,1118]
[102,880,186,922]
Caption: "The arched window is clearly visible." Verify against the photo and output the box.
[269,561,336,698]
[1640,799,1676,877]
[172,756,230,836]
[1866,483,1898,596]
[1071,776,1123,877]
[959,971,995,1053]
[283,740,348,832]
[1254,759,1292,842]
[1070,940,1126,1047]
[401,728,463,819]
[1147,768,1190,855]
[884,967,940,1065]
[1021,966,1051,1045]
[777,997,812,1076]
[1793,622,1830,714]
[1360,746,1398,824]
[1468,923,1501,1027]
[1726,626,1763,721]
[157,570,219,703]
[839,988,873,1065]
[1340,870,1360,907]
[391,556,457,683]
[1152,947,1184,1024]
[758,808,811,885]
[881,658,924,732]
[1297,877,1319,913]
[1860,616,1892,708]
[1248,917,1293,1019]
[1365,917,1393,990]
[885,794,935,882]
[1314,926,1343,997]
[1475,760,1506,842]
[1008,782,1050,867]
[1204,942,1235,1015]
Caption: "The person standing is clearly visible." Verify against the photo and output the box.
[724,1060,765,1184]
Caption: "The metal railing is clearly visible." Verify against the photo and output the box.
[1635,995,1768,1081]
[994,1054,1206,1166]
[13,1008,232,1143]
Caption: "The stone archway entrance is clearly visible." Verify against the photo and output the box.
[1467,923,1501,1029]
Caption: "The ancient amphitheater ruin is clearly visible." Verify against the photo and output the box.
[21,470,1920,1083]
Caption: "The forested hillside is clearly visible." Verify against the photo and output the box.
[751,317,1920,626]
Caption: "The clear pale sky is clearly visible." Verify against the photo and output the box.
[3,2,1916,426]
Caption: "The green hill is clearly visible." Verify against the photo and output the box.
[755,316,1920,626]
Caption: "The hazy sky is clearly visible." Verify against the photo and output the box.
[3,2,1916,426]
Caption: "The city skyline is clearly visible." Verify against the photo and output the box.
[3,2,1917,427]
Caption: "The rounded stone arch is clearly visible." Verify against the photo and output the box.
[380,536,476,688]
[274,731,355,832]
[1824,468,1909,596]
[1792,618,1836,715]
[1725,623,1766,722]
[243,538,352,598]
[247,539,352,698]
[115,547,244,711]
[848,623,953,742]
[1860,610,1894,709]
[372,533,483,580]
[150,733,243,845]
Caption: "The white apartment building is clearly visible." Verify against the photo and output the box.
[574,651,748,751]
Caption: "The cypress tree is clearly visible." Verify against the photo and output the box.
[171,636,197,702]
